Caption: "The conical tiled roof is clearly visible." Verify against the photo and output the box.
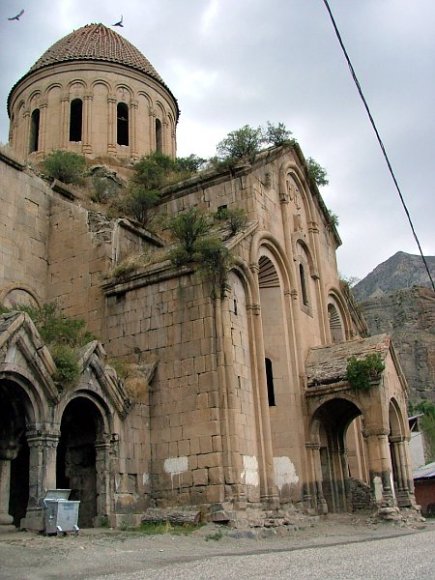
[28,23,165,83]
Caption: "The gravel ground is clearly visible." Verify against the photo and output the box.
[0,513,432,580]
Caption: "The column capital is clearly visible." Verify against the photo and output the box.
[26,428,60,448]
[362,426,390,438]
[305,441,320,451]
[247,303,261,316]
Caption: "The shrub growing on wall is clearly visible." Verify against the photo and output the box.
[346,353,385,392]
[43,150,87,184]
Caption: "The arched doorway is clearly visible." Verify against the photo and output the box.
[313,398,362,512]
[0,380,31,528]
[57,397,106,528]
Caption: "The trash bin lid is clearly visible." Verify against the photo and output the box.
[44,489,71,501]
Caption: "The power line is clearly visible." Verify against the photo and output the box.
[322,0,435,292]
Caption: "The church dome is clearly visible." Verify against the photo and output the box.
[28,23,166,86]
[8,23,179,162]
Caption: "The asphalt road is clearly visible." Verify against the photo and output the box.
[88,529,435,580]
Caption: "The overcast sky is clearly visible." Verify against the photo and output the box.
[1,0,434,282]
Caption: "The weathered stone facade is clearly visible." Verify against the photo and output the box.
[0,24,417,531]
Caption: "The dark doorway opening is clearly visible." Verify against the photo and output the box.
[57,398,100,528]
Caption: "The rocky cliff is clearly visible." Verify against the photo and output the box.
[353,252,435,402]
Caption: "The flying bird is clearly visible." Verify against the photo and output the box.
[112,15,123,27]
[8,9,24,21]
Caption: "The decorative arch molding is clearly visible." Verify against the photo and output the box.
[90,79,111,93]
[0,284,41,309]
[57,388,112,435]
[76,340,132,420]
[326,289,350,343]
[249,231,295,292]
[309,395,364,440]
[0,312,58,415]
[278,161,314,222]
[115,84,133,101]
[230,258,256,305]
[389,397,406,438]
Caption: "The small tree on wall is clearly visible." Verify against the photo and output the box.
[346,353,385,392]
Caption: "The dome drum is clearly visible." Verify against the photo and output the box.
[7,24,179,162]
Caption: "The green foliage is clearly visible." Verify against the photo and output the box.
[43,150,87,184]
[167,207,212,256]
[306,157,329,187]
[264,121,296,146]
[135,521,201,535]
[215,121,296,166]
[121,185,161,225]
[175,154,207,173]
[51,344,80,386]
[410,401,435,461]
[167,208,234,296]
[133,151,175,190]
[214,207,248,236]
[17,303,94,387]
[216,124,264,162]
[193,237,234,297]
[19,303,93,347]
[328,211,339,227]
[346,353,385,392]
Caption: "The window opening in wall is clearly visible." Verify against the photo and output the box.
[29,109,40,153]
[69,99,83,142]
[265,357,276,406]
[299,263,309,306]
[328,303,344,343]
[117,102,129,146]
[233,298,238,315]
[155,118,162,152]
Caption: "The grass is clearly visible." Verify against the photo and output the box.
[122,521,203,536]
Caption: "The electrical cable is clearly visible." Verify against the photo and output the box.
[322,0,435,292]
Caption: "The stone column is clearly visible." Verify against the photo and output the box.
[0,440,19,531]
[59,94,70,149]
[21,429,60,532]
[95,435,112,524]
[163,119,169,156]
[215,290,245,507]
[38,100,48,152]
[363,427,395,507]
[82,92,93,155]
[247,286,279,508]
[130,99,139,160]
[107,96,117,155]
[22,109,31,158]
[305,441,327,514]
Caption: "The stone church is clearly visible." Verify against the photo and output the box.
[0,23,417,531]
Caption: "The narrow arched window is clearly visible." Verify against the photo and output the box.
[155,118,162,152]
[29,109,40,153]
[328,303,344,343]
[265,358,276,406]
[117,103,129,145]
[69,99,83,142]
[299,263,309,306]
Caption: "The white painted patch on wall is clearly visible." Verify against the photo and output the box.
[242,455,259,486]
[373,476,383,503]
[273,457,299,490]
[142,472,149,486]
[164,456,188,490]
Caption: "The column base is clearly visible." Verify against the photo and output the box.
[20,507,44,532]
[0,524,16,534]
